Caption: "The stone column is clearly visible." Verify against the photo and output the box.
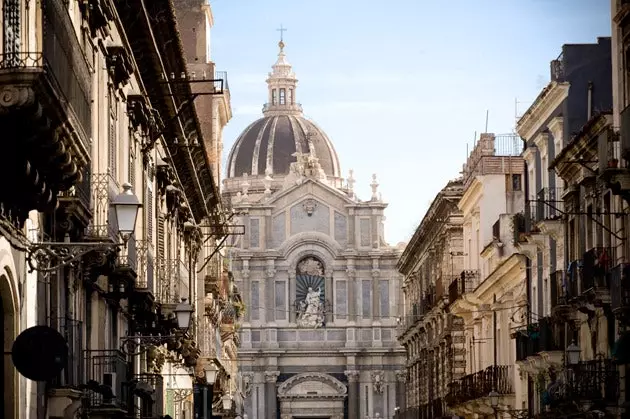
[395,370,407,411]
[344,370,360,418]
[264,371,280,419]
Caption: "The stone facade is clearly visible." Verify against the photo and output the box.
[224,40,405,418]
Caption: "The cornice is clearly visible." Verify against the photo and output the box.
[475,253,526,302]
[458,178,482,215]
[516,82,569,141]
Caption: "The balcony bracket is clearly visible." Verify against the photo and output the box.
[26,242,123,274]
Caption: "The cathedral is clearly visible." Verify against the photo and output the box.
[224,38,406,419]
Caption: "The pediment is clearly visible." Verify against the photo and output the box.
[266,178,355,214]
[278,372,347,398]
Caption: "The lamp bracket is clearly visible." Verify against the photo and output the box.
[26,242,123,273]
[120,335,179,357]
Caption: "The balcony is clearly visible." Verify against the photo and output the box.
[581,246,615,303]
[446,365,514,407]
[157,258,190,304]
[84,350,127,412]
[600,119,630,196]
[514,317,563,363]
[262,102,303,114]
[568,357,619,404]
[49,317,84,389]
[56,165,92,233]
[0,0,91,216]
[448,270,478,305]
[609,263,630,324]
[86,172,120,241]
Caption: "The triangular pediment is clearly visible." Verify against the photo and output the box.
[265,178,354,215]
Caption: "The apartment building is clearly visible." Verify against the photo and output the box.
[0,1,236,418]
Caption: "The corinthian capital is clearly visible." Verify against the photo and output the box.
[264,371,280,383]
[344,369,360,382]
[395,370,407,383]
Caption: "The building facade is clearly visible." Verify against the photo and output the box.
[396,180,466,418]
[226,40,406,419]
[0,0,235,418]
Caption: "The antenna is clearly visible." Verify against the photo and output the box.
[485,110,489,133]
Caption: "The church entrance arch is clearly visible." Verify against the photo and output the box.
[278,372,346,419]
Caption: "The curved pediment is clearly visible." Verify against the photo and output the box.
[277,372,347,399]
[279,231,343,260]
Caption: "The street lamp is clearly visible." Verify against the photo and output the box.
[566,341,581,366]
[204,363,218,385]
[489,390,500,408]
[26,184,142,273]
[174,298,194,330]
[111,182,142,243]
[222,394,233,411]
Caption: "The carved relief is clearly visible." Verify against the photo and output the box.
[302,198,317,216]
[371,371,384,394]
[298,257,324,276]
[242,372,253,397]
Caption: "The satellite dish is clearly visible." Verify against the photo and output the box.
[11,325,68,381]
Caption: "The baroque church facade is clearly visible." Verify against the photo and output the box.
[223,39,406,419]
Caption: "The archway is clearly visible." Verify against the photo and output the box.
[1,271,17,419]
[278,372,346,419]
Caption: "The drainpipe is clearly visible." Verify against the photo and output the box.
[587,81,593,120]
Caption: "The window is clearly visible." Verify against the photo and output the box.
[362,280,371,318]
[272,89,277,105]
[251,281,260,321]
[511,174,522,191]
[3,0,20,60]
[289,88,294,104]
[275,281,286,320]
[279,88,286,105]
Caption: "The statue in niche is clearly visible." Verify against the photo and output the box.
[297,286,324,328]
[295,257,326,328]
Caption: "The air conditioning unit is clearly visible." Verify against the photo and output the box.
[103,372,118,398]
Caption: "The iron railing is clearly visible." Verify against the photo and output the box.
[84,350,127,409]
[446,365,513,406]
[157,258,190,303]
[448,270,478,305]
[57,166,91,209]
[86,172,120,240]
[550,270,568,308]
[0,0,92,139]
[533,187,564,221]
[569,357,619,403]
[550,52,565,82]
[215,70,229,91]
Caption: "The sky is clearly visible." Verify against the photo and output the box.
[209,0,611,245]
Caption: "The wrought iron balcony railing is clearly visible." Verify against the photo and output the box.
[84,350,127,410]
[550,270,567,308]
[446,365,513,406]
[532,187,564,222]
[568,357,619,403]
[514,317,563,362]
[157,258,190,303]
[448,270,478,305]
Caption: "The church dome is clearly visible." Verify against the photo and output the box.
[226,114,341,178]
[226,40,341,179]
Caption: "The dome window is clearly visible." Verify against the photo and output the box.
[280,88,286,105]
[272,89,277,105]
[289,88,293,104]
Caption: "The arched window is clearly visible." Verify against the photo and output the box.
[279,88,286,105]
[272,89,277,105]
[295,256,326,327]
[288,88,294,104]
